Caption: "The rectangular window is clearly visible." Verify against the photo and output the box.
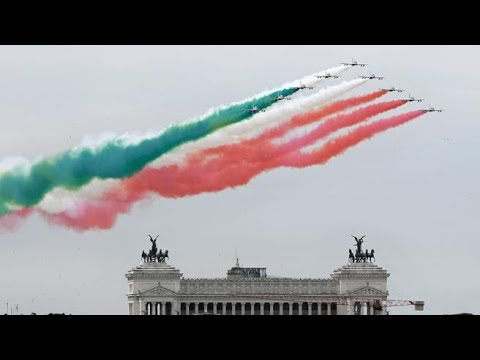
[128,283,133,294]
[331,303,337,315]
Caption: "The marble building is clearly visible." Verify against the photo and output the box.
[126,238,390,315]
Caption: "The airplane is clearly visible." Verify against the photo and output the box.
[425,105,444,113]
[274,94,292,101]
[295,81,314,90]
[405,94,424,102]
[341,58,367,67]
[382,87,405,93]
[244,106,265,114]
[360,74,384,80]
[316,72,340,79]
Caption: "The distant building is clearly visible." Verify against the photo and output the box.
[126,240,390,315]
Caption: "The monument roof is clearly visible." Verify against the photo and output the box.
[125,261,183,279]
[331,262,390,279]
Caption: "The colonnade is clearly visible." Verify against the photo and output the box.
[176,301,337,315]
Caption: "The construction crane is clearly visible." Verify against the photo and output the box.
[225,293,424,315]
[372,299,425,314]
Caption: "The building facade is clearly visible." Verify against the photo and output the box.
[126,240,390,315]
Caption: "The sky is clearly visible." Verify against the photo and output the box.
[0,45,478,315]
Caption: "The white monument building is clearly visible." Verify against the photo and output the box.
[126,236,390,315]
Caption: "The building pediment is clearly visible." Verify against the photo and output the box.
[348,285,388,297]
[140,285,178,297]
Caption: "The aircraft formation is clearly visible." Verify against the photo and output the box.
[0,59,445,232]
[272,59,445,115]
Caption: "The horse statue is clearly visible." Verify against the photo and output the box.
[354,248,361,263]
[369,249,375,262]
[348,249,355,262]
[148,248,158,262]
[157,249,169,263]
[354,250,367,263]
[157,249,164,263]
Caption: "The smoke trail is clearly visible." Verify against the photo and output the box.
[0,66,353,218]
[34,97,406,231]
[34,78,367,215]
[146,100,408,198]
[0,208,33,232]
[152,78,367,168]
[0,88,297,216]
[282,110,428,168]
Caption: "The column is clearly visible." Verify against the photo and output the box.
[139,299,143,315]
[289,303,292,315]
[270,303,274,315]
[161,302,166,315]
[213,303,217,315]
[347,299,352,316]
[298,303,302,316]
[308,303,312,316]
[327,303,331,316]
[222,303,226,315]
[241,303,245,315]
[279,303,283,315]
[232,303,236,316]
[186,303,190,316]
[194,302,199,315]
[260,303,264,316]
[318,303,322,315]
[174,302,180,315]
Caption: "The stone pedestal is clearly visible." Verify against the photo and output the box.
[331,262,389,315]
[126,261,183,315]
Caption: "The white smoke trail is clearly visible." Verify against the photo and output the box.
[0,157,31,174]
[37,77,367,215]
[75,66,351,150]
[1,66,351,173]
[151,78,367,168]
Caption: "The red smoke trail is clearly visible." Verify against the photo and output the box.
[200,90,388,160]
[282,110,428,168]
[40,199,141,230]
[3,90,389,231]
[106,98,404,200]
[143,100,408,197]
[38,97,408,231]
[0,208,33,231]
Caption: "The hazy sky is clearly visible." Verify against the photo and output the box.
[0,45,478,315]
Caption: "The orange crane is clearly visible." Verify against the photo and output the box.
[372,299,425,313]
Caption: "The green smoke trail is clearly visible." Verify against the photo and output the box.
[0,88,298,216]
